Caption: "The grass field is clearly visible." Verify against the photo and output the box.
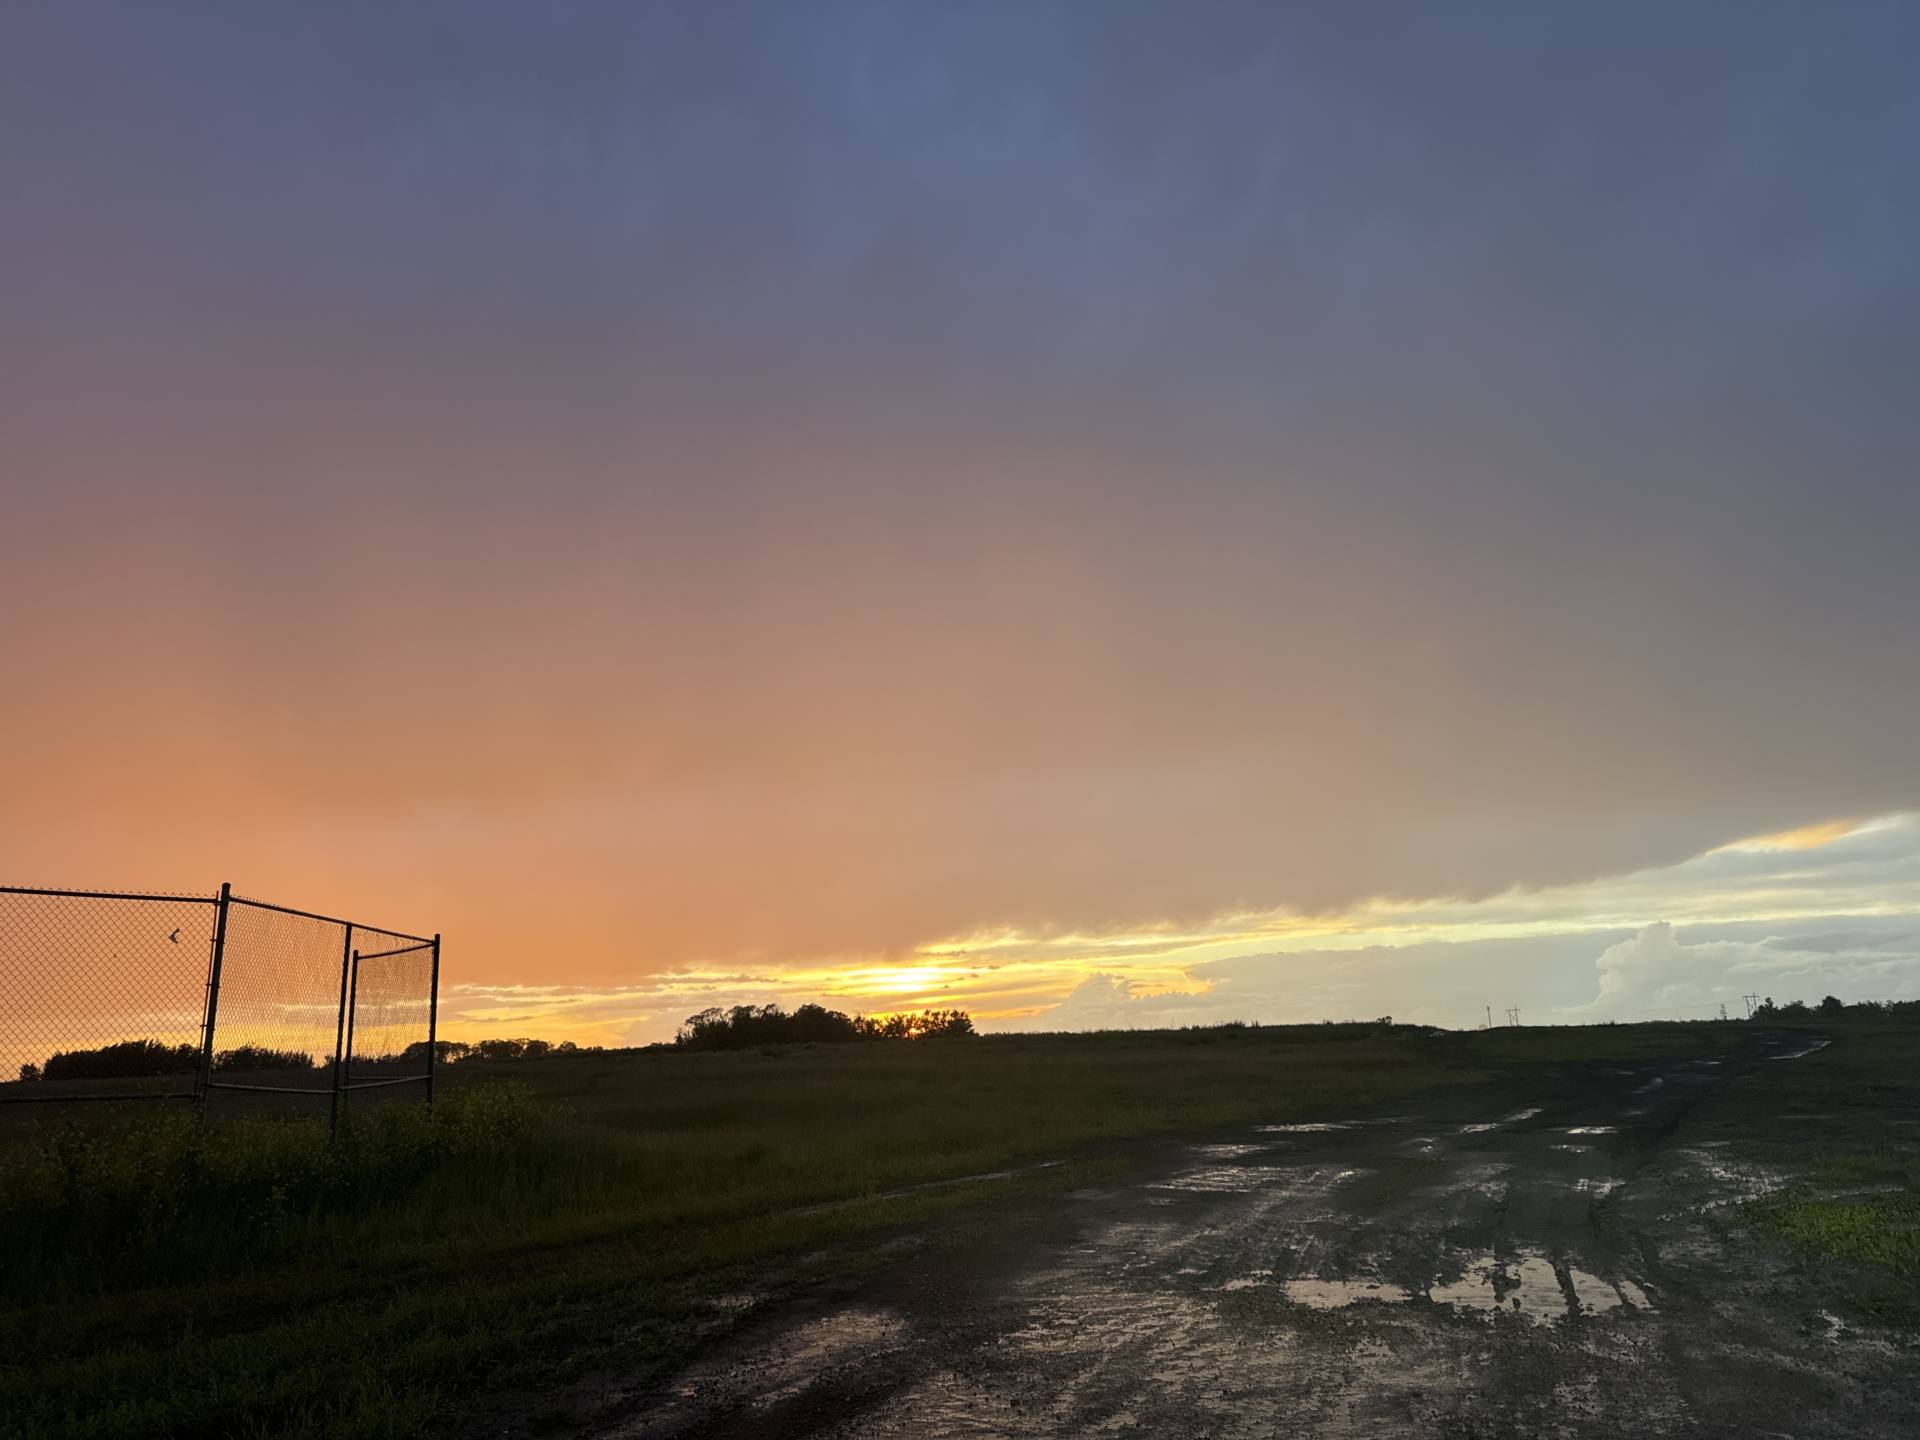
[0,1021,1815,1439]
[1722,1026,1920,1324]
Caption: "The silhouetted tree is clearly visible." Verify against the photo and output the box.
[674,1003,976,1051]
[912,1008,976,1038]
[42,1039,200,1081]
[400,1039,472,1065]
[214,1045,319,1071]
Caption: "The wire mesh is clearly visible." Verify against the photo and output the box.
[0,887,216,1099]
[348,934,436,1079]
[211,898,350,1091]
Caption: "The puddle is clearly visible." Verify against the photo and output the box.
[1428,1254,1565,1323]
[1565,1126,1617,1135]
[1773,1037,1832,1060]
[1264,1252,1657,1327]
[1574,1178,1623,1197]
[1153,1162,1361,1196]
[1258,1122,1354,1133]
[1154,1166,1278,1193]
[1457,1106,1544,1135]
[1564,1267,1629,1315]
[1424,1253,1653,1325]
[1551,1143,1593,1153]
[1217,1269,1273,1292]
[1279,1277,1410,1309]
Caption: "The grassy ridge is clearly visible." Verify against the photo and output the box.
[0,1022,1751,1439]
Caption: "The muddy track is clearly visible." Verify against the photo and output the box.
[553,1037,1920,1439]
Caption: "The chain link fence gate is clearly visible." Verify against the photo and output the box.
[0,882,440,1132]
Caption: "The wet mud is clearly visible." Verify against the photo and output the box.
[523,1036,1920,1438]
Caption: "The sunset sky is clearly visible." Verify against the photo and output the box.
[4,4,1919,1047]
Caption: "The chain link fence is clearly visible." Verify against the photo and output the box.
[0,883,439,1129]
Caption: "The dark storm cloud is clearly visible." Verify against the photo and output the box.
[3,3,1917,983]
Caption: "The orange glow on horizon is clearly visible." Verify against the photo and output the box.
[1715,818,1864,853]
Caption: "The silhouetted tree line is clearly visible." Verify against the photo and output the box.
[404,1038,596,1064]
[674,1003,976,1051]
[16,1039,321,1083]
[1747,996,1920,1022]
[10,1036,624,1082]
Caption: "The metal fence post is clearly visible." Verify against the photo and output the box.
[195,882,231,1116]
[425,933,442,1109]
[329,923,353,1139]
[341,947,361,1129]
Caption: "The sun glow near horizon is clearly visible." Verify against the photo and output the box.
[431,812,1920,1049]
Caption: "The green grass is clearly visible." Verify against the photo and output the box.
[1726,1026,1920,1324]
[1759,1195,1920,1273]
[0,1020,1761,1439]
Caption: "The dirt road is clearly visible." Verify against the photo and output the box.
[584,1038,1920,1438]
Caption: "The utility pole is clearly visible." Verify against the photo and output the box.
[1718,1002,1729,1022]
[1743,993,1760,1019]
[1485,1005,1493,1031]
[1504,1007,1521,1027]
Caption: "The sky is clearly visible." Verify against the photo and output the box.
[3,3,1918,1048]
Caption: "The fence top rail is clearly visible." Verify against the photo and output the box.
[354,940,435,962]
[0,884,218,905]
[229,893,433,945]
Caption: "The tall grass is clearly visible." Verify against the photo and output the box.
[0,1084,648,1296]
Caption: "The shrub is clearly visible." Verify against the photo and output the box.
[41,1039,199,1081]
[213,1044,319,1071]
